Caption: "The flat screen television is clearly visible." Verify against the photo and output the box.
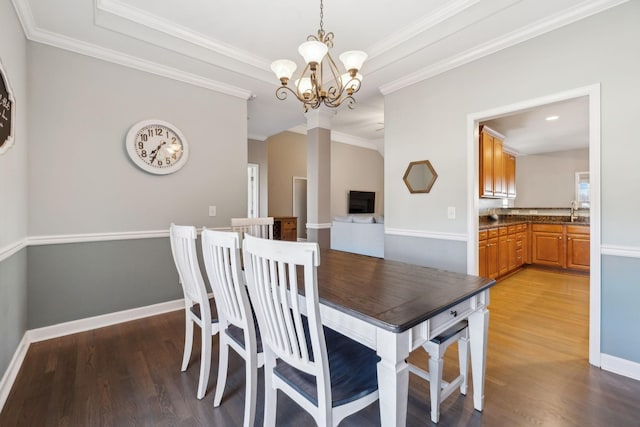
[348,191,375,214]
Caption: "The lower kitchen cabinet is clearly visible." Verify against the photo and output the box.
[531,224,565,268]
[566,225,590,271]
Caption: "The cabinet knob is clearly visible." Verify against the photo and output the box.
[558,236,562,239]
[450,310,458,317]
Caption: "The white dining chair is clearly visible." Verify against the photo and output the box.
[242,234,380,427]
[201,229,264,427]
[169,223,219,400]
[408,321,469,423]
[231,217,274,239]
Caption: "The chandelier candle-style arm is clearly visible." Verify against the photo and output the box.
[270,0,367,111]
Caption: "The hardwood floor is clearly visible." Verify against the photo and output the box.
[2,267,640,426]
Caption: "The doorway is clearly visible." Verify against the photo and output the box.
[466,84,601,366]
[292,177,307,240]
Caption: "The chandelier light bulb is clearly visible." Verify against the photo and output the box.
[339,51,368,75]
[298,41,328,67]
[270,59,297,83]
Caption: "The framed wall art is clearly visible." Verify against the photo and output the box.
[0,57,15,155]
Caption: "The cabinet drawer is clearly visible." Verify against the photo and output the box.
[499,227,508,236]
[479,230,488,241]
[532,223,563,233]
[507,225,517,234]
[566,225,589,235]
[429,298,473,336]
[282,220,296,230]
[487,228,499,238]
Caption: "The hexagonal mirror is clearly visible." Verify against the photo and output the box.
[403,160,438,193]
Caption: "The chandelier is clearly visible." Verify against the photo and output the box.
[270,0,367,111]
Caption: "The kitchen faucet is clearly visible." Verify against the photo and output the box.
[570,201,579,222]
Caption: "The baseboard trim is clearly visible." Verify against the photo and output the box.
[0,334,30,413]
[385,227,468,242]
[601,353,640,381]
[27,298,185,343]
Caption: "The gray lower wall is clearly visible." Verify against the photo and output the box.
[27,238,183,329]
[601,255,640,362]
[0,250,28,378]
[384,234,467,274]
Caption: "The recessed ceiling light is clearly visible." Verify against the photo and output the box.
[545,115,559,121]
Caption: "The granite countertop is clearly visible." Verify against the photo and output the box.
[479,215,590,229]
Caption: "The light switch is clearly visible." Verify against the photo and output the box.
[447,206,456,219]
[209,206,217,217]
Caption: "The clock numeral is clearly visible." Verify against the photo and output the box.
[165,158,171,165]
[139,134,148,142]
[147,129,153,137]
[137,142,144,150]
[141,150,147,158]
[155,128,163,136]
[172,152,178,160]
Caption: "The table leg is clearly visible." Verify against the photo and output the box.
[376,328,410,427]
[468,306,489,411]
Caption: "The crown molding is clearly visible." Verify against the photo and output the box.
[94,0,274,85]
[367,0,480,60]
[380,0,629,95]
[11,0,253,100]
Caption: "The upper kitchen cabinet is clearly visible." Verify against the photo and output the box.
[479,126,515,199]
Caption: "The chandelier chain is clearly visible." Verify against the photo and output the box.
[319,0,324,33]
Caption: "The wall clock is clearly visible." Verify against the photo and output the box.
[0,57,15,155]
[125,119,189,175]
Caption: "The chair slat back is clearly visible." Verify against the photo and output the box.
[169,224,211,318]
[201,229,251,329]
[242,234,325,377]
[231,217,274,240]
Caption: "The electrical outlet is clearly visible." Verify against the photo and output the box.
[209,206,217,217]
[447,206,456,219]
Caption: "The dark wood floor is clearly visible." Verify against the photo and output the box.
[3,267,640,426]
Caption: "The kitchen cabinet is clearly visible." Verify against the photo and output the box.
[566,225,590,271]
[531,224,564,268]
[274,217,297,241]
[531,223,590,271]
[479,228,499,279]
[479,127,515,199]
[479,225,524,279]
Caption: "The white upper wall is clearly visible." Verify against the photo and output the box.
[385,1,640,247]
[515,148,589,208]
[0,0,28,248]
[27,42,248,235]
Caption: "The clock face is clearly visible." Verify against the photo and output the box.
[126,119,189,175]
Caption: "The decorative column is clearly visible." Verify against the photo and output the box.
[305,110,333,248]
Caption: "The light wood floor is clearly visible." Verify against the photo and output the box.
[2,267,640,426]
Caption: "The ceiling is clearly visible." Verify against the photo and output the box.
[13,0,622,149]
[482,96,590,155]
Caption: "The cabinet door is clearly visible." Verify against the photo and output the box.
[567,233,590,271]
[506,154,516,198]
[532,231,564,267]
[498,234,509,276]
[479,238,487,277]
[480,132,494,197]
[493,138,506,198]
[486,237,499,279]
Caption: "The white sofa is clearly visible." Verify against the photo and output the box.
[330,217,384,258]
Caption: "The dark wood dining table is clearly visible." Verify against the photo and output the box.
[312,249,496,427]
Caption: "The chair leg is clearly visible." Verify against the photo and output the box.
[213,334,229,407]
[458,334,470,396]
[263,354,277,427]
[197,324,212,400]
[243,348,258,427]
[182,316,194,372]
[428,353,444,424]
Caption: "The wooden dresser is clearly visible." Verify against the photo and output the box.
[273,216,297,241]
